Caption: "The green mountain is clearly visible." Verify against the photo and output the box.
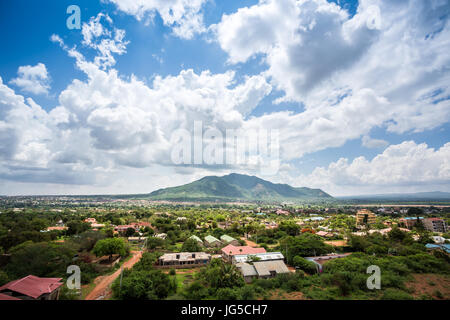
[148,173,333,202]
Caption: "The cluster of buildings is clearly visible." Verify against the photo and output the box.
[156,238,291,282]
[399,217,448,233]
[188,234,240,247]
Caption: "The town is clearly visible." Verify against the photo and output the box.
[0,197,448,300]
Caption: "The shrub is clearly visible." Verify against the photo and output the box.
[292,256,317,274]
[381,288,413,300]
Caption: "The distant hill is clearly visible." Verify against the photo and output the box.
[337,191,450,202]
[148,173,332,202]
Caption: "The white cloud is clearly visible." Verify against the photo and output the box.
[1,3,449,195]
[105,0,208,39]
[245,88,391,160]
[81,13,129,69]
[0,14,273,193]
[214,0,450,135]
[297,141,450,195]
[361,135,388,149]
[9,63,50,95]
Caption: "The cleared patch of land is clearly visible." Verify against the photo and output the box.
[405,274,450,299]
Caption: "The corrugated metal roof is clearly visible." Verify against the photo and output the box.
[0,275,63,299]
[233,252,284,263]
[205,235,221,243]
[253,260,289,276]
[189,235,203,242]
[236,263,258,277]
[220,235,236,242]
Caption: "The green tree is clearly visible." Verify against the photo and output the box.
[66,220,90,235]
[146,237,165,250]
[181,238,202,252]
[292,256,317,274]
[112,270,176,300]
[199,259,244,289]
[93,238,129,261]
[125,227,136,237]
[5,242,75,279]
[0,270,9,286]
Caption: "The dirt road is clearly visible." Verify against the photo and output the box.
[85,250,143,300]
[240,237,258,247]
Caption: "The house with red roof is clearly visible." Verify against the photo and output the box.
[221,244,266,263]
[0,293,21,300]
[0,275,63,300]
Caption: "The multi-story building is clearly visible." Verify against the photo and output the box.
[355,209,376,227]
[423,218,448,233]
[399,217,424,229]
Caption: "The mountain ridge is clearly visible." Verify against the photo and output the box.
[148,173,332,202]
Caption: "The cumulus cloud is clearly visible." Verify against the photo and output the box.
[105,0,208,39]
[9,63,50,95]
[245,88,391,160]
[0,14,273,192]
[1,3,449,195]
[297,141,450,195]
[214,0,450,135]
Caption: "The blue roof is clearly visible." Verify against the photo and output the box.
[403,217,424,220]
[426,243,450,253]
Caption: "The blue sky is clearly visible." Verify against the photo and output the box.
[0,0,449,196]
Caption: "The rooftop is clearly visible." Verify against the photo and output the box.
[221,244,266,256]
[0,275,63,299]
[253,260,290,277]
[233,252,284,263]
[159,252,210,262]
[220,235,236,242]
[0,293,21,300]
[204,235,221,243]
[189,235,203,242]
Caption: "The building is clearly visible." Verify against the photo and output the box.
[221,244,266,262]
[355,209,376,227]
[0,293,21,300]
[316,231,334,238]
[0,275,63,300]
[425,244,450,254]
[232,252,284,264]
[45,226,68,232]
[236,260,290,283]
[305,254,351,273]
[220,235,240,246]
[399,217,424,229]
[127,237,147,242]
[423,218,448,233]
[157,252,211,268]
[84,218,97,224]
[276,209,290,216]
[188,235,203,244]
[204,235,222,247]
[154,233,167,240]
[115,224,138,233]
[432,236,446,244]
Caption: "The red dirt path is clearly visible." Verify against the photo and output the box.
[85,250,143,300]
